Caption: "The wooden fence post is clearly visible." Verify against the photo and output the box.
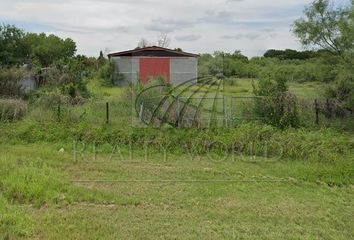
[106,102,109,124]
[326,98,332,119]
[314,99,320,125]
[57,101,61,122]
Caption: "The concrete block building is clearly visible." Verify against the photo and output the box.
[108,46,198,85]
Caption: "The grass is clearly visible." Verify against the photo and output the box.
[0,99,27,122]
[0,195,32,239]
[178,78,328,124]
[0,142,353,239]
[0,78,353,239]
[221,78,326,99]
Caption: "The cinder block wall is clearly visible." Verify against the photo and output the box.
[111,57,139,85]
[170,57,198,85]
[111,57,198,86]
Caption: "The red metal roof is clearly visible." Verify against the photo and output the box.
[108,46,199,58]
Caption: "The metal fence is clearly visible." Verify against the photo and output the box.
[46,96,353,131]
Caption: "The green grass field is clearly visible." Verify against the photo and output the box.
[0,142,353,239]
[0,79,353,239]
[220,78,326,99]
[180,78,326,99]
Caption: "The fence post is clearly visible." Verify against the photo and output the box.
[223,96,227,127]
[230,97,234,127]
[139,103,144,120]
[57,101,61,122]
[177,97,180,128]
[326,98,332,119]
[314,99,319,125]
[106,102,109,124]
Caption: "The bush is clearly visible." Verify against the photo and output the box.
[0,99,27,122]
[30,89,70,107]
[326,67,354,110]
[256,92,300,129]
[61,81,90,99]
[253,71,300,129]
[35,57,91,100]
[99,61,125,86]
[0,68,25,98]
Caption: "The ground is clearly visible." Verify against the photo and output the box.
[0,78,353,239]
[1,142,353,239]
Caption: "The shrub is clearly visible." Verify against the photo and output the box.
[256,92,300,129]
[99,61,125,86]
[0,99,27,122]
[37,65,86,87]
[326,67,354,110]
[36,59,91,99]
[30,89,70,107]
[253,71,300,128]
[0,68,25,98]
[61,81,90,99]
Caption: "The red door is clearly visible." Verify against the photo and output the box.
[139,58,170,85]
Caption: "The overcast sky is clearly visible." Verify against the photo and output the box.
[0,0,350,57]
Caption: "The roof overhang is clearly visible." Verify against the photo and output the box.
[108,46,199,58]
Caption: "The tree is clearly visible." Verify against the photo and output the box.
[137,38,151,48]
[341,1,354,58]
[294,0,354,110]
[0,24,77,67]
[24,33,76,67]
[98,51,104,60]
[263,49,317,60]
[157,33,171,48]
[0,24,30,66]
[293,0,353,54]
[136,34,172,49]
[253,69,299,129]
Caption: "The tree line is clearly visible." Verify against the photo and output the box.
[0,25,77,67]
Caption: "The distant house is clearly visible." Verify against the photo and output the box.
[108,46,199,85]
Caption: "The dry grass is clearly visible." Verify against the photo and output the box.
[0,99,27,122]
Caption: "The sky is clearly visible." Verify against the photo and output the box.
[0,0,351,57]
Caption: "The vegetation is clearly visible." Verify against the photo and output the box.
[0,99,27,122]
[293,0,354,108]
[0,140,352,239]
[0,79,353,239]
[0,0,353,238]
[0,24,76,67]
[0,67,25,98]
[253,72,299,129]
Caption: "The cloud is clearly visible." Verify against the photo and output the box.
[145,18,195,33]
[175,34,201,41]
[221,33,264,40]
[221,30,279,40]
[226,0,245,3]
[0,0,316,57]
